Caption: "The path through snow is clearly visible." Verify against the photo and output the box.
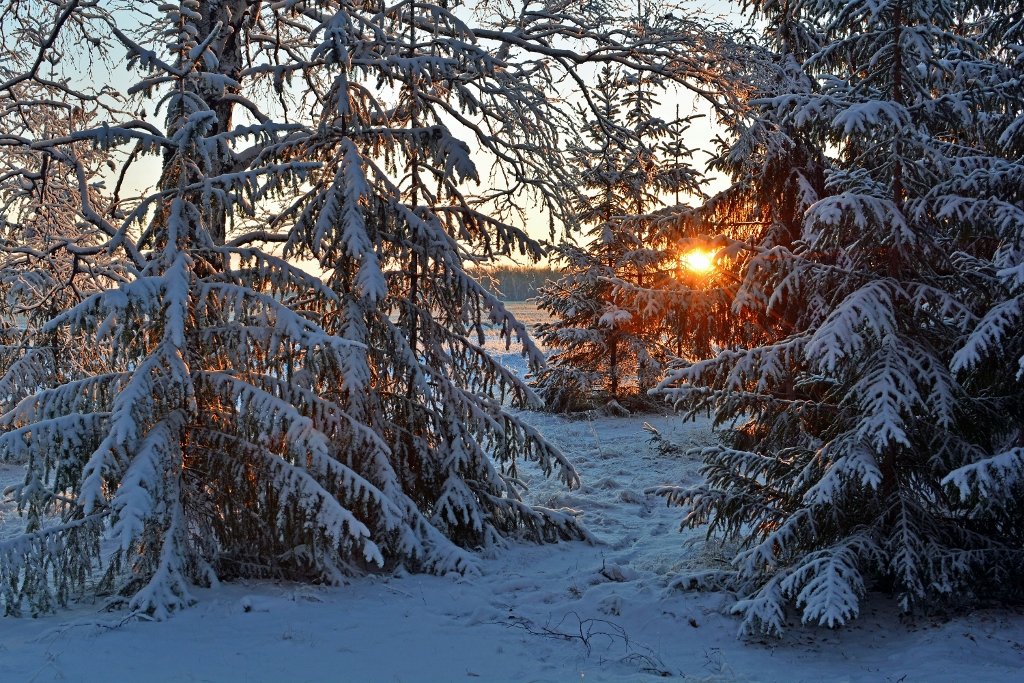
[1,411,1022,681]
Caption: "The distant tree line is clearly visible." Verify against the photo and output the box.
[472,266,560,301]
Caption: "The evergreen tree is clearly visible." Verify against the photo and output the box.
[653,0,1024,634]
[535,43,705,411]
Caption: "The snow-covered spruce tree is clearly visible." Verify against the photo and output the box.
[535,66,637,411]
[1,3,427,617]
[274,0,593,551]
[0,0,728,616]
[652,0,1024,634]
[535,47,705,411]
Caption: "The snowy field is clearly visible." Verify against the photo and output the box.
[1,304,1022,682]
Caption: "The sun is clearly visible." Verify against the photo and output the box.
[678,249,716,275]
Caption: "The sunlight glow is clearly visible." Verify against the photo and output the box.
[678,249,716,275]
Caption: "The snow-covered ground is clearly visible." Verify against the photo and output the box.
[1,305,1022,682]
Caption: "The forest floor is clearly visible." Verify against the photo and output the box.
[1,306,1022,681]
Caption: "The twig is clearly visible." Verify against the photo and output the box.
[490,610,674,676]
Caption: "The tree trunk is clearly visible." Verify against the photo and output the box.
[186,0,252,247]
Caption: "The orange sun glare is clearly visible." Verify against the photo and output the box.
[679,249,716,275]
